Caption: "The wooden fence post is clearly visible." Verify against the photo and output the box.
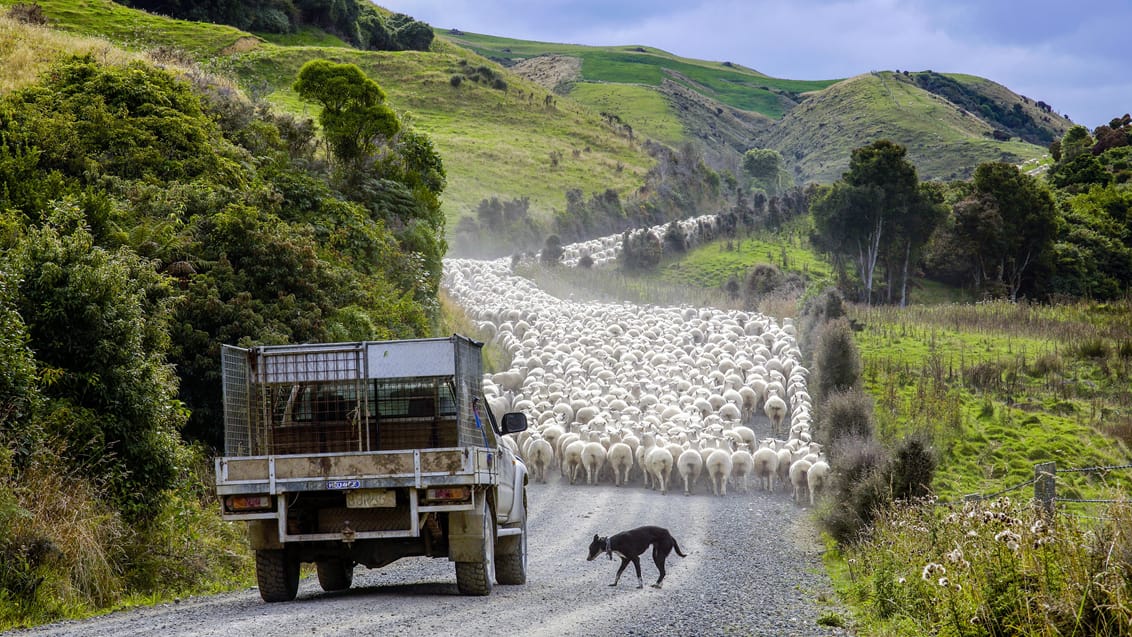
[1034,462,1056,516]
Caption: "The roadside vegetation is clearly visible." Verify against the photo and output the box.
[0,10,441,627]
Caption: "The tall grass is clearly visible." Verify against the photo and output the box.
[0,444,253,630]
[0,14,144,94]
[0,449,126,626]
[838,297,1132,635]
[837,497,1132,636]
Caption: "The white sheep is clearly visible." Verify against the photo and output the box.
[645,446,674,496]
[807,458,830,505]
[527,437,554,483]
[764,395,788,438]
[705,447,733,497]
[563,439,586,485]
[581,440,608,485]
[788,457,813,505]
[729,448,754,494]
[607,441,634,486]
[775,445,794,493]
[752,442,779,492]
[676,447,704,496]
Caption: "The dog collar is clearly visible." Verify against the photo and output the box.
[605,536,612,560]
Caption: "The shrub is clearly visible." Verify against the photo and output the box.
[813,318,862,400]
[577,254,593,269]
[6,3,47,25]
[1118,339,1132,360]
[820,435,888,545]
[963,361,1006,392]
[449,74,463,88]
[1029,352,1064,377]
[744,263,784,297]
[1075,337,1112,360]
[817,389,875,451]
[888,433,936,500]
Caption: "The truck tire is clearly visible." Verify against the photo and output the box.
[316,558,354,592]
[455,500,495,596]
[495,493,527,585]
[256,549,299,603]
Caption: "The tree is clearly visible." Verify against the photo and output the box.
[811,140,925,304]
[888,182,946,306]
[742,148,790,197]
[293,59,400,167]
[967,162,1058,300]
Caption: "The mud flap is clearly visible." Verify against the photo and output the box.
[248,519,283,550]
[448,494,490,562]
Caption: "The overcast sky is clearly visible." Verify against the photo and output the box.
[379,0,1129,130]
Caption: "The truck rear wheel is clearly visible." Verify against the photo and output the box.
[495,493,527,585]
[256,549,299,602]
[316,558,354,592]
[455,500,495,595]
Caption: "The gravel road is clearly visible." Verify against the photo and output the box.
[9,469,853,637]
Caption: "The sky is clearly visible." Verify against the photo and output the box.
[378,0,1130,130]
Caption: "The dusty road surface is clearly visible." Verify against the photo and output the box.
[11,471,851,637]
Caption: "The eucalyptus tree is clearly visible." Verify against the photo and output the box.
[810,140,937,305]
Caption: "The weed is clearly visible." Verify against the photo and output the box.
[1076,337,1112,360]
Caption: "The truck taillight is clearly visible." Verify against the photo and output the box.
[225,495,273,512]
[424,486,470,502]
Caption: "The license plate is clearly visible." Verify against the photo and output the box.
[347,489,395,508]
[327,479,360,490]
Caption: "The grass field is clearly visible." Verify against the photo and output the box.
[851,300,1132,501]
[660,231,833,289]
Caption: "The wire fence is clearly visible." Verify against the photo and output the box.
[964,462,1132,517]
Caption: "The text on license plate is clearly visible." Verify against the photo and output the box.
[327,480,360,490]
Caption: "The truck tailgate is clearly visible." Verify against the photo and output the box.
[215,447,500,495]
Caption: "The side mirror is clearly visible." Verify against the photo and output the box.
[500,412,528,434]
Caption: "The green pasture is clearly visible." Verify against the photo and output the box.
[851,301,1132,502]
[567,81,685,145]
[0,0,255,57]
[439,29,838,118]
[217,45,653,227]
[661,232,832,289]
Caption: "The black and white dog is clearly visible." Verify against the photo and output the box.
[586,525,686,589]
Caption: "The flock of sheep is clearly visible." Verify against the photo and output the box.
[443,240,832,506]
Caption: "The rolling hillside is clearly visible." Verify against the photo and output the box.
[438,28,1073,183]
[1,1,1073,233]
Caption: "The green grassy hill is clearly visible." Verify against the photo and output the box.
[761,71,1062,182]
[3,2,1073,233]
[435,29,1071,183]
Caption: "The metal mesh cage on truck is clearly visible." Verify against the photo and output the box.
[220,335,494,457]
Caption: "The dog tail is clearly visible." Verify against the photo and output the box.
[672,538,687,558]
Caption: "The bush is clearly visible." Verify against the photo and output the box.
[1075,337,1111,360]
[817,389,874,451]
[449,74,463,88]
[888,433,936,500]
[820,435,888,545]
[744,263,784,297]
[6,3,47,25]
[813,318,862,400]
